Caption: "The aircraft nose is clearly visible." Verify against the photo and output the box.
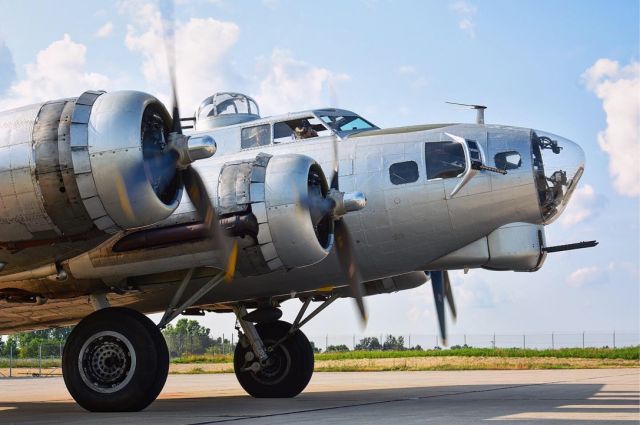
[531,130,585,224]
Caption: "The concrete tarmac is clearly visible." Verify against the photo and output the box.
[1,369,638,424]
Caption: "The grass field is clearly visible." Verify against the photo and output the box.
[170,346,640,364]
[2,347,638,375]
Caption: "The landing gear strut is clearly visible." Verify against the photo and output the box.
[232,295,337,398]
[62,307,169,412]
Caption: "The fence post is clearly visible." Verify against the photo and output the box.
[523,333,526,349]
[582,331,585,349]
[492,333,495,349]
[464,334,466,346]
[325,334,328,352]
[59,342,63,370]
[9,343,12,378]
[408,334,411,349]
[223,333,225,355]
[353,335,355,350]
[38,343,42,376]
[613,331,616,348]
[552,332,555,349]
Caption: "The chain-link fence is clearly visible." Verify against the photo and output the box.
[0,341,63,377]
[1,331,638,377]
[306,331,640,352]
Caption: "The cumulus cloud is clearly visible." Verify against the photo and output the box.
[0,41,16,95]
[560,184,606,227]
[95,21,114,38]
[0,34,110,110]
[566,266,605,287]
[254,49,349,116]
[582,59,640,197]
[121,1,240,115]
[450,1,477,38]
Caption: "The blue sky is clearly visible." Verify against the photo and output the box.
[0,0,638,340]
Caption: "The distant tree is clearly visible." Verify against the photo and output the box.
[12,327,72,358]
[382,335,406,351]
[355,337,382,351]
[412,344,423,351]
[326,344,350,352]
[162,319,212,356]
[450,344,470,350]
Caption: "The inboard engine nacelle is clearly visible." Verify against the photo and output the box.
[218,153,334,272]
[0,90,184,242]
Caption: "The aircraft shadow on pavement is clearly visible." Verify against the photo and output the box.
[1,382,639,424]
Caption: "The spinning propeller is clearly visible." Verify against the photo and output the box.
[158,0,237,279]
[328,137,368,324]
[429,270,457,345]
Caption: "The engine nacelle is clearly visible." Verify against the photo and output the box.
[218,153,333,272]
[0,90,181,242]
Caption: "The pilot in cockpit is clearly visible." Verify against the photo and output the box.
[294,120,318,139]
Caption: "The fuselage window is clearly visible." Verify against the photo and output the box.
[425,141,466,179]
[494,151,522,170]
[241,124,271,149]
[389,161,419,185]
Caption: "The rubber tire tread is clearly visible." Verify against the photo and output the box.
[234,320,314,398]
[62,307,168,412]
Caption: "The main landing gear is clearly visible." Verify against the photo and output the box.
[62,307,169,412]
[232,295,337,398]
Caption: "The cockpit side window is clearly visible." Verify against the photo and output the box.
[273,117,328,143]
[425,141,466,179]
[241,124,271,149]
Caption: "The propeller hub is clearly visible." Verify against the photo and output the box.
[169,133,216,169]
[327,189,367,217]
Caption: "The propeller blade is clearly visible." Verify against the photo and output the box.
[443,270,457,321]
[334,219,367,324]
[330,134,339,190]
[159,0,182,134]
[430,270,447,345]
[182,167,236,280]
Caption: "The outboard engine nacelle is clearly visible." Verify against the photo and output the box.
[0,90,182,242]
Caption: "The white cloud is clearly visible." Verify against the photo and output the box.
[582,59,640,197]
[254,49,350,116]
[95,21,114,38]
[0,34,110,110]
[122,1,240,115]
[450,1,477,38]
[566,266,604,287]
[560,184,605,227]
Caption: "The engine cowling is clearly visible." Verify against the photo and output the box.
[218,153,333,272]
[0,90,181,242]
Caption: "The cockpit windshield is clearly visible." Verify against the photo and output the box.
[531,130,585,224]
[317,114,377,135]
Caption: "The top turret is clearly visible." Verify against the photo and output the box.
[194,92,260,131]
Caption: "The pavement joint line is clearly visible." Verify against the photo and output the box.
[181,371,638,425]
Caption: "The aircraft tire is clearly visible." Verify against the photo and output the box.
[234,320,314,398]
[62,307,169,412]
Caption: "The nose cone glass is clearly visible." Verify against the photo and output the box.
[531,130,585,224]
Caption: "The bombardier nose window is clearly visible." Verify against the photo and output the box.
[531,130,585,223]
[425,141,466,179]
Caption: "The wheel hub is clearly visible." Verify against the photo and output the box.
[78,331,137,394]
